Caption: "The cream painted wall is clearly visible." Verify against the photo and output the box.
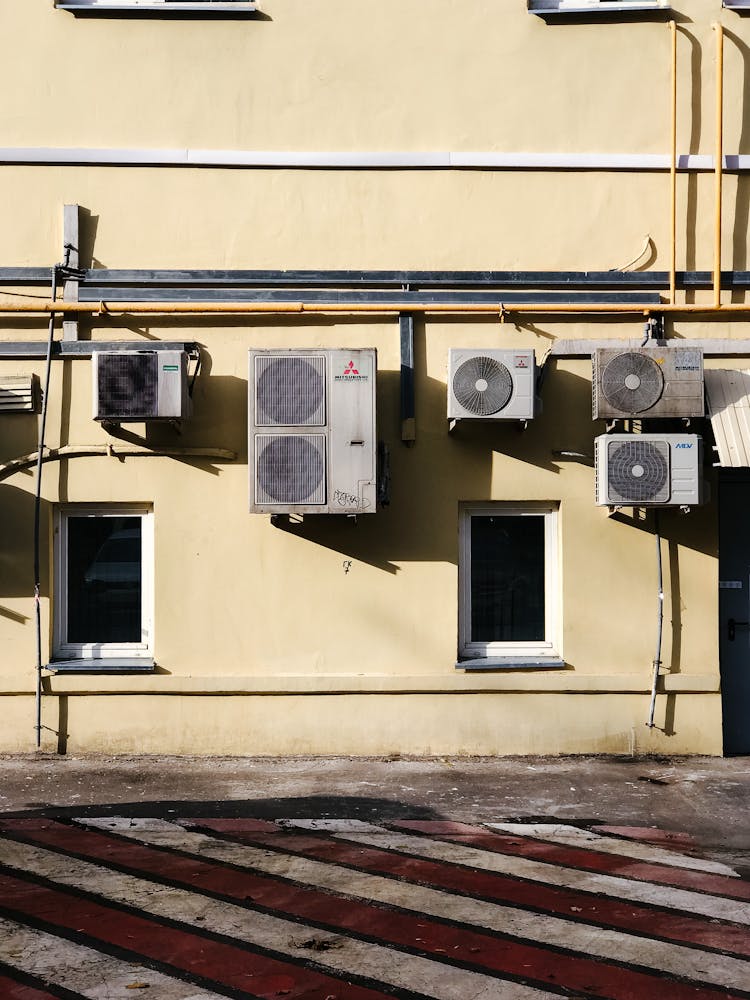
[0,0,746,753]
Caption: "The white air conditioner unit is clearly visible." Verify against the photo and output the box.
[595,433,704,507]
[592,347,704,420]
[93,350,190,422]
[248,348,377,514]
[448,349,536,420]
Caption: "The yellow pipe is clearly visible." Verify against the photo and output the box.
[670,20,678,305]
[714,22,724,308]
[3,299,750,316]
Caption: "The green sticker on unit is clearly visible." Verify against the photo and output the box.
[162,365,179,371]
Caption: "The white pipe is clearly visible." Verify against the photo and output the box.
[0,147,749,171]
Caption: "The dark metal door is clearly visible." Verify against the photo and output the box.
[719,471,750,754]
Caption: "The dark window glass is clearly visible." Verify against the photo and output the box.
[470,515,545,642]
[67,516,142,643]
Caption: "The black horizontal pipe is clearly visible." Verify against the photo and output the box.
[79,286,663,306]
[3,267,750,290]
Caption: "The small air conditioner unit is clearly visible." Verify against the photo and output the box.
[248,348,377,514]
[595,433,704,507]
[93,350,190,422]
[592,347,704,420]
[448,349,536,420]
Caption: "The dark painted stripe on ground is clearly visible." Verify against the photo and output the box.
[190,819,750,958]
[0,869,417,1000]
[389,822,750,901]
[0,964,84,1000]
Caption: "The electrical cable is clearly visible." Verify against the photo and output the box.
[33,266,58,748]
[648,511,664,728]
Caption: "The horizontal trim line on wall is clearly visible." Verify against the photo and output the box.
[0,674,720,696]
[1,148,750,171]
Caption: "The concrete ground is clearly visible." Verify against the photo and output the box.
[1,753,748,870]
[1,754,749,998]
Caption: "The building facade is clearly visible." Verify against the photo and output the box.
[1,0,748,755]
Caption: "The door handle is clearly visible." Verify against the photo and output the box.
[728,618,750,641]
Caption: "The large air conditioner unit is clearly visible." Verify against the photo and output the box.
[249,348,377,514]
[448,349,536,420]
[592,347,704,420]
[93,350,190,422]
[595,433,704,507]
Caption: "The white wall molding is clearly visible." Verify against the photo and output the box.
[0,147,747,171]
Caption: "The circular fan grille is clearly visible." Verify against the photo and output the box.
[608,440,669,503]
[601,352,664,414]
[452,356,514,415]
[98,353,158,419]
[256,357,325,425]
[258,435,325,504]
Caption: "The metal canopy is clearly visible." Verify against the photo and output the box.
[705,370,750,467]
[56,1,257,13]
[528,0,671,14]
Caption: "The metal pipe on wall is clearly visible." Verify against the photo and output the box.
[714,22,725,308]
[670,20,678,306]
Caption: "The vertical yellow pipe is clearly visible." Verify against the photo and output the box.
[714,22,724,308]
[670,20,677,305]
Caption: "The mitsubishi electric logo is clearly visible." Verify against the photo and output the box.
[335,359,369,382]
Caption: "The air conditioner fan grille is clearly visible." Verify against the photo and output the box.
[601,352,664,414]
[98,353,158,419]
[255,356,326,426]
[452,356,514,415]
[607,439,670,503]
[256,434,326,505]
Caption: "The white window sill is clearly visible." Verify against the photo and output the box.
[46,658,155,673]
[528,1,671,14]
[55,2,257,15]
[456,656,565,671]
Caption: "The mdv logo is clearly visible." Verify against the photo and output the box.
[675,442,693,449]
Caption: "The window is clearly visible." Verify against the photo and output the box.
[458,503,561,667]
[53,505,153,668]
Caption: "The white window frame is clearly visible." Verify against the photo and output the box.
[458,502,560,662]
[53,504,154,663]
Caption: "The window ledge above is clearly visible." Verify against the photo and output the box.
[46,658,155,674]
[528,1,671,15]
[456,657,566,671]
[724,1,750,11]
[55,1,257,16]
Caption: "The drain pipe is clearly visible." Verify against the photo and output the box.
[713,22,724,309]
[33,266,58,748]
[669,20,677,306]
[648,511,664,729]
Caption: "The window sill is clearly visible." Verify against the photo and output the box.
[456,656,566,671]
[528,1,671,15]
[46,658,155,674]
[55,2,257,16]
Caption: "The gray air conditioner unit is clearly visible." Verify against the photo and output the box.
[249,348,377,514]
[592,347,704,420]
[595,433,704,507]
[448,349,536,420]
[93,350,190,422]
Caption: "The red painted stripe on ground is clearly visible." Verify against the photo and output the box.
[0,870,397,1000]
[0,973,68,1000]
[390,821,750,901]
[595,827,697,849]
[0,824,745,1000]
[194,818,750,959]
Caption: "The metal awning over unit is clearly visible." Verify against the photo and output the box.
[705,370,750,467]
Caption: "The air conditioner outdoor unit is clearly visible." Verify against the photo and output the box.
[448,349,536,420]
[592,347,704,420]
[93,350,190,422]
[248,348,377,514]
[595,433,704,507]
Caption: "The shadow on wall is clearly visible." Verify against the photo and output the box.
[0,484,50,618]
